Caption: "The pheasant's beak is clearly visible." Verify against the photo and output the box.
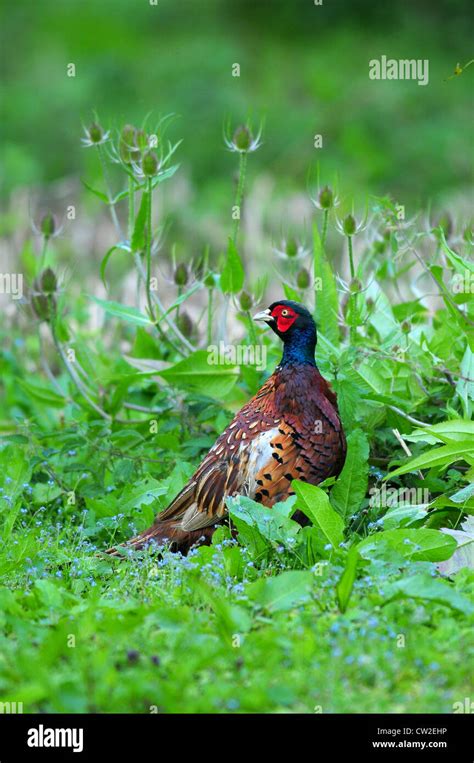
[253,308,272,323]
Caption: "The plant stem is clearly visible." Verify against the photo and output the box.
[321,209,329,249]
[145,178,156,322]
[128,175,135,242]
[176,285,182,321]
[232,151,247,244]
[207,288,213,346]
[388,405,427,428]
[347,235,355,280]
[38,238,49,274]
[348,297,357,344]
[221,151,248,344]
[347,235,357,343]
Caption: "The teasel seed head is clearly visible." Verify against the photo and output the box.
[296,268,310,290]
[174,263,189,287]
[141,150,159,177]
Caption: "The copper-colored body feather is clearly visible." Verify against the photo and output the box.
[107,362,346,556]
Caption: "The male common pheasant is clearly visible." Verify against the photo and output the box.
[107,300,346,555]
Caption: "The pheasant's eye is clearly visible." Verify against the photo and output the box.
[281,309,288,316]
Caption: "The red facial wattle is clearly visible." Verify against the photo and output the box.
[271,306,298,332]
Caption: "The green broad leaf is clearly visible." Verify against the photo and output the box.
[228,510,270,558]
[247,570,314,612]
[330,428,369,519]
[228,495,300,546]
[386,441,474,478]
[331,377,363,429]
[357,528,457,563]
[17,379,67,408]
[100,243,131,288]
[157,349,239,397]
[384,572,474,615]
[220,238,245,294]
[292,480,345,548]
[405,419,474,445]
[131,190,149,252]
[313,222,339,345]
[336,546,359,613]
[90,297,152,327]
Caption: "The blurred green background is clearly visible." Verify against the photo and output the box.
[1,0,472,209]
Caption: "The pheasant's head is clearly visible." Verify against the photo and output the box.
[253,300,317,365]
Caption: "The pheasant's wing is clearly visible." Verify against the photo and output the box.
[157,377,281,531]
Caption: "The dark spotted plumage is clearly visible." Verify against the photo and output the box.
[106,300,346,556]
